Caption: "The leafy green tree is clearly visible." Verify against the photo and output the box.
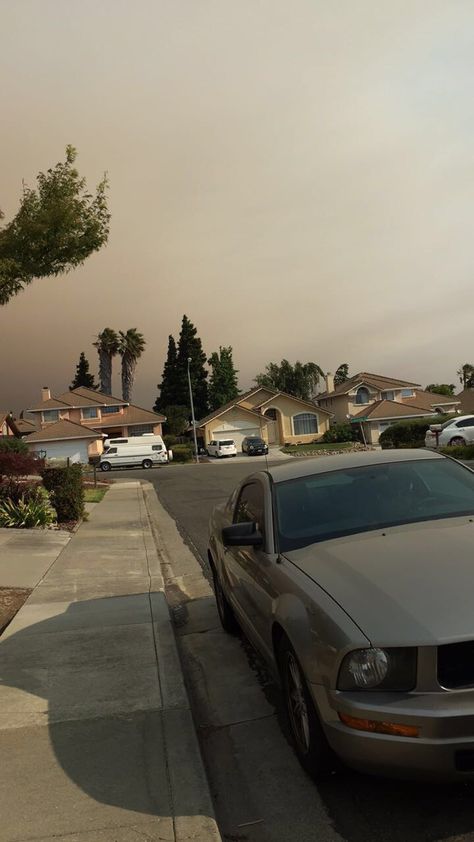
[425,383,456,396]
[162,405,190,436]
[70,352,97,390]
[118,329,146,402]
[93,328,119,395]
[154,335,180,412]
[334,363,350,386]
[0,146,110,305]
[175,315,208,418]
[457,364,474,389]
[255,359,324,400]
[208,346,239,410]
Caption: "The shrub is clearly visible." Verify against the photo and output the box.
[0,486,56,528]
[0,452,44,485]
[163,434,179,449]
[171,444,193,463]
[41,464,84,522]
[0,437,28,454]
[321,423,354,444]
[379,415,455,449]
[439,444,474,460]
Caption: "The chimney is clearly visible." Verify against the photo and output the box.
[325,372,334,394]
[42,386,51,402]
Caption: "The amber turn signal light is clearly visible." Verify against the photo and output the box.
[339,712,419,738]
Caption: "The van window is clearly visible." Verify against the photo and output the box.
[152,445,163,451]
[109,439,127,445]
[105,447,117,454]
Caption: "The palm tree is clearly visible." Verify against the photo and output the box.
[118,329,146,401]
[93,328,119,395]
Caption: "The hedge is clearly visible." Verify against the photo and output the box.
[171,444,193,463]
[321,423,355,444]
[41,464,84,522]
[379,415,455,449]
[439,445,474,461]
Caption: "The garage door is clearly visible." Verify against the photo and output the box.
[31,440,90,464]
[213,427,261,449]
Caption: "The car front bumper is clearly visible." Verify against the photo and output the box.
[312,683,474,780]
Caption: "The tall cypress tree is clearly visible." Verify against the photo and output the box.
[175,315,208,418]
[208,346,239,411]
[154,335,179,412]
[70,352,97,390]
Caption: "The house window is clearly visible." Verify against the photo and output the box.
[82,407,99,419]
[293,413,318,435]
[381,391,395,401]
[129,424,155,436]
[264,408,278,420]
[355,387,370,405]
[42,410,59,423]
[401,389,414,397]
[102,405,120,414]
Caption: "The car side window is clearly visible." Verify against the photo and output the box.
[457,419,474,428]
[105,447,117,454]
[234,483,266,542]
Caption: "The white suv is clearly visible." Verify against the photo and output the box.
[425,415,474,448]
[206,439,237,458]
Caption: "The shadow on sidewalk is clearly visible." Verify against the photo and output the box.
[0,594,190,822]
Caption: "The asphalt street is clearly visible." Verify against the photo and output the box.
[120,459,474,842]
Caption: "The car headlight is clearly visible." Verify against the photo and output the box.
[338,647,417,691]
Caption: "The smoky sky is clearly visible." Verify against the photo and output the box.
[1,0,474,413]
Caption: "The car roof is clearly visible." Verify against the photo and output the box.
[259,448,447,484]
[445,415,474,422]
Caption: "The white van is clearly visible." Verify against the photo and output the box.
[100,436,169,471]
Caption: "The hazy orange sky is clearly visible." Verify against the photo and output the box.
[1,0,473,414]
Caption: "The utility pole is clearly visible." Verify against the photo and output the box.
[187,357,199,463]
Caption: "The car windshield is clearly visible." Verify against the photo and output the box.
[247,438,263,444]
[219,440,234,447]
[274,459,474,551]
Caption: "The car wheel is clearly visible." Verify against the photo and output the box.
[212,566,239,634]
[100,462,111,472]
[142,459,153,469]
[279,638,335,779]
[450,436,466,446]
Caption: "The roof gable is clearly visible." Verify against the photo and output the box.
[318,372,421,400]
[26,419,102,442]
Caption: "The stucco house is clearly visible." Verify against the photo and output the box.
[0,411,20,438]
[26,419,103,464]
[26,386,166,462]
[316,372,460,445]
[195,386,332,449]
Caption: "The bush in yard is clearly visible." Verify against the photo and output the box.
[378,415,455,449]
[0,486,56,528]
[0,437,28,454]
[41,464,84,522]
[163,434,179,449]
[171,444,193,463]
[439,444,474,460]
[0,452,44,488]
[321,423,354,444]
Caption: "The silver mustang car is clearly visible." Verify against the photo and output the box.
[207,449,474,781]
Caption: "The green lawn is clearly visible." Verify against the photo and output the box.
[281,441,354,454]
[84,487,109,503]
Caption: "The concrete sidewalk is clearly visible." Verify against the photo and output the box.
[0,481,220,842]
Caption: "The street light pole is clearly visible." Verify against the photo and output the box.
[187,357,199,464]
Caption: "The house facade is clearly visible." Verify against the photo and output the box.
[27,386,166,459]
[316,372,461,444]
[195,386,332,449]
[26,420,104,464]
[0,412,19,438]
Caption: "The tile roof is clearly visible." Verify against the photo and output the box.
[196,385,332,427]
[26,419,102,442]
[28,387,128,412]
[92,405,165,427]
[15,418,38,434]
[196,398,263,428]
[317,372,421,400]
[403,389,460,411]
[351,400,434,421]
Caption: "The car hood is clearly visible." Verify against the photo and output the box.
[284,517,474,645]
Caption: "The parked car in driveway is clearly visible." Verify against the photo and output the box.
[206,439,237,458]
[241,436,269,456]
[208,449,474,781]
[425,415,474,448]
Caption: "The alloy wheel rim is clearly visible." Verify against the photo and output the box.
[287,653,310,753]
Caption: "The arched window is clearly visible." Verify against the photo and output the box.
[355,387,370,405]
[264,408,278,420]
[293,412,318,435]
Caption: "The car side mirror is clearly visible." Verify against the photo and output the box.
[222,522,263,548]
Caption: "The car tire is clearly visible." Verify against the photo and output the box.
[450,436,466,446]
[278,637,335,780]
[100,462,111,472]
[142,459,153,469]
[212,566,239,634]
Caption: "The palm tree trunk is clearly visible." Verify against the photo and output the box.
[121,355,136,402]
[99,351,112,395]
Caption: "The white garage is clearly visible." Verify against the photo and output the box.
[26,419,102,464]
[212,426,261,450]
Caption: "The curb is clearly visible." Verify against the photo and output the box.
[138,481,222,842]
